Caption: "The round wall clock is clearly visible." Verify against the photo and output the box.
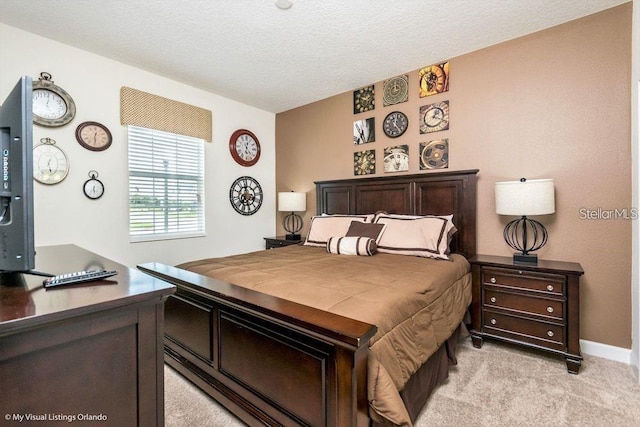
[383,75,409,106]
[229,129,261,167]
[32,72,76,127]
[419,101,449,134]
[353,150,375,176]
[382,111,408,138]
[76,121,113,151]
[33,137,69,185]
[83,170,105,199]
[229,176,263,215]
[353,85,375,114]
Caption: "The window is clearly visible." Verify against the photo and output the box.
[128,126,205,242]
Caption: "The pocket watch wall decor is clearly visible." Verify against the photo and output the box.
[383,145,409,173]
[32,72,76,127]
[353,85,375,114]
[420,139,449,170]
[419,62,449,98]
[229,176,263,215]
[83,170,105,199]
[353,150,375,176]
[76,121,113,151]
[33,137,69,184]
[229,129,261,167]
[382,111,408,138]
[383,75,409,106]
[419,100,449,134]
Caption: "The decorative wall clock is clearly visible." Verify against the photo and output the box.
[353,150,375,176]
[419,62,449,98]
[382,111,408,138]
[353,85,375,114]
[383,75,409,106]
[383,145,409,173]
[76,121,113,151]
[420,139,449,170]
[33,137,69,184]
[419,100,449,134]
[83,170,105,199]
[353,118,375,144]
[229,176,263,215]
[32,72,76,127]
[229,129,261,166]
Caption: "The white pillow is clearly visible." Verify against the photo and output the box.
[373,215,456,260]
[303,215,370,247]
[326,236,377,256]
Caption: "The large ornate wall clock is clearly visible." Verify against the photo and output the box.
[229,129,261,167]
[229,176,263,215]
[419,62,449,98]
[382,111,408,138]
[353,85,375,114]
[353,150,375,176]
[383,75,409,106]
[32,72,76,127]
[419,100,449,134]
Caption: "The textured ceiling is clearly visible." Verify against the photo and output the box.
[0,0,628,113]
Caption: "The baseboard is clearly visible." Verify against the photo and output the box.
[580,339,631,364]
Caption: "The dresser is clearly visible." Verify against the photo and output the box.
[469,254,584,373]
[0,245,175,426]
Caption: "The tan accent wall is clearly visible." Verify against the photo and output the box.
[276,4,632,348]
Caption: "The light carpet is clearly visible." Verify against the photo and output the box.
[165,338,640,426]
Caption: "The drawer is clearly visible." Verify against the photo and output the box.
[484,289,564,321]
[482,267,565,296]
[482,309,565,351]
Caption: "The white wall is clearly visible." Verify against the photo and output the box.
[0,24,276,267]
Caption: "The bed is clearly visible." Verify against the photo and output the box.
[138,169,478,426]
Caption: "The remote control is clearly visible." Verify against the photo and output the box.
[43,270,118,288]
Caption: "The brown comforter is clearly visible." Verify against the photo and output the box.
[178,244,471,426]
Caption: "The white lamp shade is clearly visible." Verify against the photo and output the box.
[278,192,306,212]
[495,179,555,216]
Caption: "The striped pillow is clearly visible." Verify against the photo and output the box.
[326,236,377,256]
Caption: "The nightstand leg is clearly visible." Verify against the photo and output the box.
[565,356,582,374]
[471,334,483,348]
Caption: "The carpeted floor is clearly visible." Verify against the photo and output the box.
[165,338,640,426]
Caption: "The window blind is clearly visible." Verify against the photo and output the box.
[128,126,205,242]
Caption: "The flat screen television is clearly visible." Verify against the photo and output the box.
[0,76,36,273]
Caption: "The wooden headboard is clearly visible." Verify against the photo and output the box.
[315,169,479,257]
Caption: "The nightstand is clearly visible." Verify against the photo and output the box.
[469,254,584,374]
[264,236,302,249]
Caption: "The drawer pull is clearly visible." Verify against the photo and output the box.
[490,277,497,284]
[490,297,497,303]
[490,318,497,325]
[547,330,554,337]
[547,306,554,313]
[546,284,554,291]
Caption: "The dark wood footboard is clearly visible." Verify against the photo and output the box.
[137,262,377,427]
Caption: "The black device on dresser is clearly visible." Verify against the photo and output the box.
[264,236,302,250]
[469,254,584,374]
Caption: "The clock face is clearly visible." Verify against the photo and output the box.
[419,101,449,134]
[33,141,69,185]
[353,150,375,176]
[383,75,409,106]
[420,139,449,170]
[383,111,408,138]
[353,85,375,114]
[229,129,261,166]
[76,121,113,151]
[83,177,105,199]
[419,62,449,98]
[229,176,263,215]
[31,72,76,127]
[383,145,409,173]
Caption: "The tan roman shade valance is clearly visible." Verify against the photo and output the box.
[120,86,212,142]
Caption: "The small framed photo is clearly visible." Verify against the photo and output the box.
[383,145,409,173]
[354,150,376,175]
[353,118,375,144]
[419,139,449,170]
[419,62,449,98]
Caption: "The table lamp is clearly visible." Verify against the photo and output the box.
[495,178,555,264]
[278,191,306,240]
